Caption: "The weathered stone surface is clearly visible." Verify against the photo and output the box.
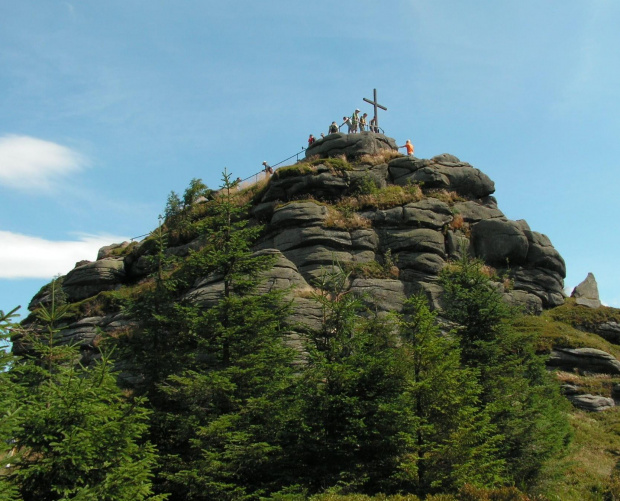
[572,273,601,309]
[452,200,505,224]
[388,156,429,181]
[548,347,620,375]
[433,165,495,199]
[254,249,311,294]
[403,199,453,229]
[395,252,445,274]
[184,274,225,309]
[520,225,566,278]
[471,219,529,265]
[23,141,570,371]
[404,167,450,189]
[97,241,131,260]
[306,132,397,160]
[62,259,126,302]
[57,317,102,347]
[361,207,404,225]
[513,268,565,308]
[390,154,495,198]
[126,255,153,280]
[350,278,407,312]
[568,394,615,412]
[349,164,389,190]
[380,228,445,256]
[273,227,352,252]
[185,250,312,309]
[445,230,471,260]
[431,153,462,164]
[362,200,452,230]
[262,170,349,203]
[503,289,544,315]
[270,201,328,228]
[593,322,620,344]
[351,229,380,251]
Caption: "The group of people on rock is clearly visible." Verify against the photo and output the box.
[301,108,382,149]
[263,135,414,179]
[294,108,414,165]
[328,109,380,135]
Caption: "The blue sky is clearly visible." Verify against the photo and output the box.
[1,0,619,317]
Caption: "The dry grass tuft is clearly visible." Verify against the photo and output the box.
[357,150,402,166]
[427,189,467,205]
[324,206,372,230]
[449,213,465,231]
[479,264,497,278]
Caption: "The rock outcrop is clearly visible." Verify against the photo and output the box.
[25,132,568,358]
[547,347,620,375]
[571,273,602,309]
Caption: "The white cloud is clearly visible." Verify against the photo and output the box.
[0,231,129,279]
[0,135,87,191]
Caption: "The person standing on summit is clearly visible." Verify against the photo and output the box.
[359,113,368,132]
[399,139,414,156]
[350,109,360,133]
[340,116,351,133]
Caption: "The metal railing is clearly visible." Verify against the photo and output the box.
[131,147,308,241]
[130,129,387,241]
[237,147,307,187]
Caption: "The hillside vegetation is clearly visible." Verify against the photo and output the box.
[2,166,620,500]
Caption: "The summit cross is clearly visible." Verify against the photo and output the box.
[363,88,387,131]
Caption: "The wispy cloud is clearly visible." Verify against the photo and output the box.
[0,231,129,279]
[0,135,87,192]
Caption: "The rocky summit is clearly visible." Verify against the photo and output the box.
[24,131,568,359]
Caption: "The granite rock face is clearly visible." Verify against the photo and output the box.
[26,133,568,357]
[62,259,126,302]
[306,132,397,159]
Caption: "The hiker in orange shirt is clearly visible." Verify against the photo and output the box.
[399,139,414,156]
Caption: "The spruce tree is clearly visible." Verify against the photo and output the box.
[439,254,571,486]
[286,266,411,495]
[142,171,297,500]
[1,286,164,501]
[0,307,23,501]
[395,294,504,494]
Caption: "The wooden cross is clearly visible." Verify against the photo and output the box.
[363,88,387,130]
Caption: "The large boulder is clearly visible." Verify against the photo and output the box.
[452,199,505,224]
[471,219,529,266]
[305,132,397,160]
[512,268,565,308]
[97,241,132,260]
[520,223,566,278]
[571,273,601,308]
[270,201,328,228]
[389,154,495,198]
[593,322,620,344]
[262,167,349,202]
[568,394,615,412]
[548,347,620,375]
[62,259,126,302]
